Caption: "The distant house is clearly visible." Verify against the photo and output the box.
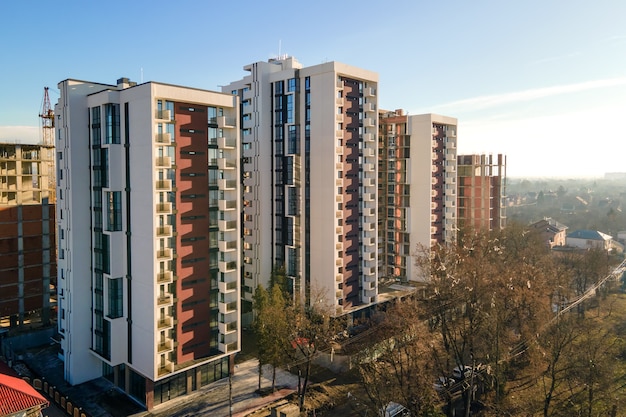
[560,203,576,214]
[566,230,613,251]
[0,369,49,417]
[529,218,568,248]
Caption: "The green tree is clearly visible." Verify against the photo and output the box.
[252,285,270,392]
[253,283,290,392]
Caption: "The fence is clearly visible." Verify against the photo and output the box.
[22,376,91,417]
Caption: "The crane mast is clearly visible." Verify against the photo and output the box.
[39,87,56,202]
[39,87,54,147]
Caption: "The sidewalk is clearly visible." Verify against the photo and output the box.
[135,359,299,417]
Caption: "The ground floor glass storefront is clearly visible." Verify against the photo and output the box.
[103,356,230,408]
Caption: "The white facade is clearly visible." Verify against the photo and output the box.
[225,57,379,314]
[56,78,240,408]
[408,114,457,280]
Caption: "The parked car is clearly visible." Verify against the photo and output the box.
[382,402,409,417]
[452,365,473,380]
[434,376,455,392]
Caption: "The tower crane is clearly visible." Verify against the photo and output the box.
[39,87,56,202]
[39,87,54,147]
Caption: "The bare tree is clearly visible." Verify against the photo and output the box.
[358,299,443,416]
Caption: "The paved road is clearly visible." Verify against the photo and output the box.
[134,359,299,417]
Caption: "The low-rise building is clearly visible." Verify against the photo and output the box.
[529,217,568,248]
[566,230,613,251]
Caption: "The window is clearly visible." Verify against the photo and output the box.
[91,107,101,145]
[286,95,294,123]
[104,104,120,144]
[106,191,122,231]
[108,278,123,318]
[288,78,297,92]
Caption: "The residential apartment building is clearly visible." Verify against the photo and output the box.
[457,154,506,231]
[225,56,378,314]
[0,141,55,328]
[56,78,240,409]
[378,111,458,282]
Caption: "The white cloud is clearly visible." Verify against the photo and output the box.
[429,77,626,113]
[0,126,41,144]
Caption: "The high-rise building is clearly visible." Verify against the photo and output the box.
[56,78,240,409]
[378,111,457,282]
[0,141,56,328]
[457,154,506,231]
[225,56,379,314]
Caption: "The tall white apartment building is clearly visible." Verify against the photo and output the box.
[225,56,378,314]
[378,111,457,282]
[56,78,240,409]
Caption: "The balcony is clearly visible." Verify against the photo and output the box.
[366,102,377,112]
[219,199,237,211]
[336,113,343,122]
[219,320,237,334]
[156,202,172,214]
[218,280,238,293]
[156,179,172,191]
[157,339,173,353]
[156,271,173,284]
[218,179,237,190]
[158,359,175,377]
[157,248,172,260]
[363,118,375,128]
[156,225,172,237]
[218,136,237,149]
[155,156,171,168]
[335,130,343,138]
[335,273,343,282]
[336,242,342,250]
[155,133,172,145]
[219,260,237,273]
[336,97,343,105]
[335,147,343,155]
[335,210,343,219]
[157,317,173,330]
[336,178,343,187]
[218,301,238,314]
[335,194,343,203]
[218,239,237,252]
[216,116,236,129]
[218,158,236,170]
[364,87,376,97]
[156,109,172,121]
[363,133,374,143]
[364,288,377,299]
[335,162,343,170]
[335,258,343,266]
[446,129,456,138]
[157,294,173,306]
[219,220,237,231]
[219,342,239,354]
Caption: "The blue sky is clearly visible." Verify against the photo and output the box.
[1,0,625,177]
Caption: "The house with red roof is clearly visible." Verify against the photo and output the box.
[0,372,48,417]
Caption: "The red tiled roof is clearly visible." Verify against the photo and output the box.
[0,373,48,415]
